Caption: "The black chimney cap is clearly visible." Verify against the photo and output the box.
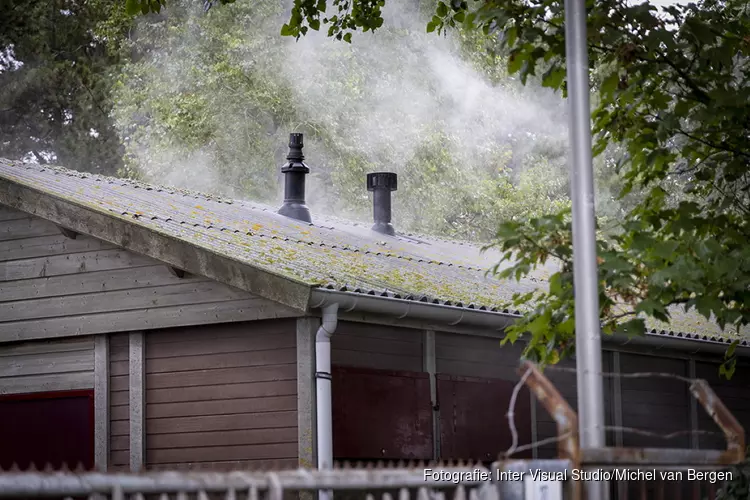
[282,133,310,174]
[367,172,398,192]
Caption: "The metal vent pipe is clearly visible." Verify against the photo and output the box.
[367,172,397,236]
[278,133,312,223]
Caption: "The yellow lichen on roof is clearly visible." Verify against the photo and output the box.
[0,158,744,342]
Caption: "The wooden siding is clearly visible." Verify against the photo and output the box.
[0,337,94,395]
[618,353,691,449]
[109,333,130,470]
[0,205,301,343]
[143,320,299,469]
[331,321,423,372]
[435,332,523,381]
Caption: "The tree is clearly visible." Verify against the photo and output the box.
[0,0,133,174]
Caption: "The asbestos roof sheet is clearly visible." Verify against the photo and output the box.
[0,159,745,347]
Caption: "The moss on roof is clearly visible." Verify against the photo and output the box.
[0,158,744,342]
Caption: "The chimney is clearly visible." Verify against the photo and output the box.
[278,133,312,223]
[367,172,397,236]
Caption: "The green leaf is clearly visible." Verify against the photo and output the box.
[726,340,739,360]
[652,240,680,260]
[436,2,448,17]
[125,0,140,15]
[541,65,565,90]
[558,317,575,336]
[695,295,723,320]
[309,19,321,31]
[546,349,560,364]
[720,357,737,380]
[650,91,670,110]
[599,253,632,273]
[600,71,619,97]
[549,273,563,296]
[685,18,716,45]
[463,12,476,28]
[426,21,436,33]
[343,32,352,43]
[635,299,669,322]
[503,26,517,47]
[526,313,551,338]
[507,50,525,74]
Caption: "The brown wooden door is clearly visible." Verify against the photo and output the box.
[437,374,532,462]
[0,390,95,471]
[332,366,433,461]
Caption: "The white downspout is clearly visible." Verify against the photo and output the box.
[316,303,339,500]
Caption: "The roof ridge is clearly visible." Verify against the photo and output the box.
[6,159,495,253]
[9,160,237,205]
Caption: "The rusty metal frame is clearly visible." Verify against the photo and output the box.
[510,361,583,500]
[515,361,581,466]
[690,378,745,464]
[514,361,745,470]
[582,378,746,468]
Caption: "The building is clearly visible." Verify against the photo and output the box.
[0,150,747,473]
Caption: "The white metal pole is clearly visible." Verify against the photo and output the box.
[315,304,338,500]
[563,0,608,497]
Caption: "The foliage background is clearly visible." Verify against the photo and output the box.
[111,0,592,241]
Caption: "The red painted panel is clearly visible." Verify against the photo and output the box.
[332,366,433,460]
[0,390,95,470]
[437,375,532,461]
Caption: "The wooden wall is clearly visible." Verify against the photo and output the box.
[0,337,94,395]
[435,332,522,380]
[143,320,299,469]
[332,322,749,462]
[0,205,301,344]
[331,325,535,461]
[331,322,423,372]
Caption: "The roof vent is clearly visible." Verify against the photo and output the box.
[367,172,397,236]
[278,133,312,223]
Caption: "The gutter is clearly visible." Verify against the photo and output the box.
[607,333,746,358]
[309,288,749,358]
[309,289,517,331]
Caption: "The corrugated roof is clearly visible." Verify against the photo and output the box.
[0,159,745,348]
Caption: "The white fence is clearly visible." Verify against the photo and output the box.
[0,467,511,500]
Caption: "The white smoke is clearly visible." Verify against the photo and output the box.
[114,0,570,236]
